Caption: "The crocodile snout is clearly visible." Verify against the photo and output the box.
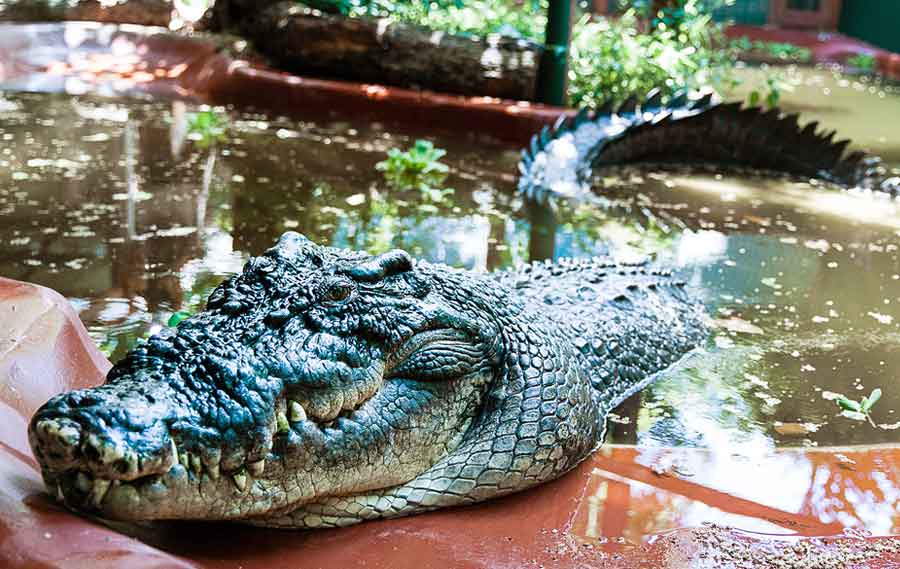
[29,389,178,494]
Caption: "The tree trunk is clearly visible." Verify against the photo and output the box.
[217,2,543,101]
[0,0,174,27]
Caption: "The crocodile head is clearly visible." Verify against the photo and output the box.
[28,232,503,522]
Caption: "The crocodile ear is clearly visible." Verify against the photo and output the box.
[346,249,413,282]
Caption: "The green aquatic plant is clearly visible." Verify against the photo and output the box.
[836,388,882,426]
[377,139,449,180]
[746,73,791,109]
[758,41,811,62]
[168,311,193,327]
[846,53,877,73]
[187,109,229,149]
[376,139,454,203]
[730,37,812,63]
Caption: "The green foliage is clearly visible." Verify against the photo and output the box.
[340,0,547,40]
[846,53,877,72]
[731,36,812,63]
[745,73,791,109]
[187,110,229,149]
[760,42,811,62]
[568,6,735,108]
[168,311,192,327]
[376,139,454,203]
[836,388,882,426]
[310,0,737,108]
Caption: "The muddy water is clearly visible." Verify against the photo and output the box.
[0,67,899,543]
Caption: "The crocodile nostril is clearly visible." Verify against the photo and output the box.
[82,442,102,463]
[65,392,104,408]
[30,417,82,467]
[114,459,131,475]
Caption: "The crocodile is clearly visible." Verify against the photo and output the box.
[29,231,706,527]
[27,91,892,528]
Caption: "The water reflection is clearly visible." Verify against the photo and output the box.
[574,445,900,545]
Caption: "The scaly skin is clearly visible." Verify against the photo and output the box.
[518,90,898,205]
[28,231,706,527]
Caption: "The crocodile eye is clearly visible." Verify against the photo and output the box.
[324,280,355,303]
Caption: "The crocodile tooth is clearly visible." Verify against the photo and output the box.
[232,472,248,492]
[179,452,190,470]
[56,483,65,502]
[289,400,306,423]
[91,479,111,507]
[207,461,220,480]
[276,411,290,433]
[247,459,265,476]
[169,439,178,467]
[190,454,202,476]
[75,472,92,493]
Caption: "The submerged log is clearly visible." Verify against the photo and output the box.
[217,1,543,101]
[0,0,173,27]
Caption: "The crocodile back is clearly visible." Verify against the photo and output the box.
[493,257,707,413]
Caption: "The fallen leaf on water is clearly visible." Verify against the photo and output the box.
[345,193,366,206]
[714,335,735,349]
[709,317,764,335]
[743,214,771,226]
[867,311,894,325]
[773,422,820,436]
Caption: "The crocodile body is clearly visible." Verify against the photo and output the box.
[28,91,891,528]
[29,233,705,527]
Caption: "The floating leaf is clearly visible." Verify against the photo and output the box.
[748,90,760,108]
[774,422,819,436]
[861,388,882,413]
[840,410,868,422]
[837,397,861,412]
[168,311,192,327]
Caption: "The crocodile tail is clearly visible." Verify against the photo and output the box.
[517,89,892,205]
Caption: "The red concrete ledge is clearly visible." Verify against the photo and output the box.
[726,24,900,80]
[198,62,567,146]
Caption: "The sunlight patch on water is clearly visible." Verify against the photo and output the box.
[672,175,900,230]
